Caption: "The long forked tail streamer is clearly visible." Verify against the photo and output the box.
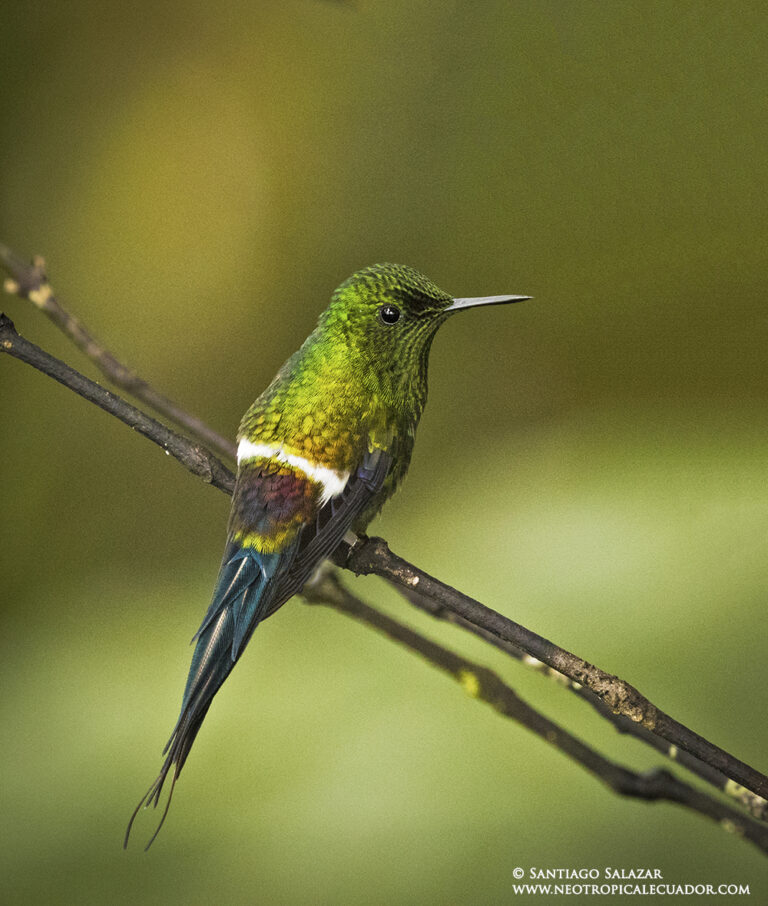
[123,763,180,851]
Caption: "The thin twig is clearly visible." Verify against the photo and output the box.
[335,536,768,804]
[302,572,768,856]
[386,580,768,820]
[0,244,236,462]
[0,314,235,495]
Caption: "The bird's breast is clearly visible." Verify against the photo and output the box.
[236,438,350,505]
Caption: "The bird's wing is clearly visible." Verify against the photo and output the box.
[125,445,390,849]
[270,446,390,605]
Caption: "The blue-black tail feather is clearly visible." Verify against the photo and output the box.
[125,448,392,849]
[124,541,284,849]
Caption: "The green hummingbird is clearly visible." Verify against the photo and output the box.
[125,263,528,847]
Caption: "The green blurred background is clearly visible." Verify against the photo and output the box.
[2,1,767,902]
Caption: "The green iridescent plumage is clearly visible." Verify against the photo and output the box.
[236,264,457,544]
[126,263,528,848]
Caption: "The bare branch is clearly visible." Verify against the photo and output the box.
[303,572,768,856]
[335,536,768,805]
[334,538,768,799]
[0,314,235,495]
[0,244,236,462]
[385,580,768,820]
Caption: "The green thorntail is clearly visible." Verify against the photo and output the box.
[126,263,528,847]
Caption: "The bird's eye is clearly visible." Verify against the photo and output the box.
[378,304,401,325]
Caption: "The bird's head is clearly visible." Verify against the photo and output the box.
[312,263,529,408]
[325,261,526,351]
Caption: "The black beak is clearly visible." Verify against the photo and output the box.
[446,294,531,312]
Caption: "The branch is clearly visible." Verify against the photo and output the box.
[0,245,236,462]
[383,578,768,820]
[336,536,768,805]
[0,314,235,495]
[3,247,768,844]
[302,572,768,856]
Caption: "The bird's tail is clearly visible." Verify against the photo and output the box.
[124,542,281,850]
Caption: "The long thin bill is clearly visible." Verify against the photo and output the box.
[446,294,531,312]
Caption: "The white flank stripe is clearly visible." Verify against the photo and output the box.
[237,438,349,505]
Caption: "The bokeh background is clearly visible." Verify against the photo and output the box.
[2,1,767,903]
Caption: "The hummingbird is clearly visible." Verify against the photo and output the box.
[125,263,528,847]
